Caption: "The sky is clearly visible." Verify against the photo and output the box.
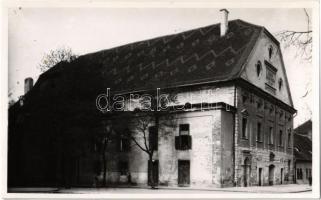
[8,7,313,127]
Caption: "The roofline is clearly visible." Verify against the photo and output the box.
[78,19,259,58]
[263,28,280,46]
[107,77,296,114]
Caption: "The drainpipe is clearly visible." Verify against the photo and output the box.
[232,84,237,186]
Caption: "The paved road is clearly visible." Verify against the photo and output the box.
[9,184,312,194]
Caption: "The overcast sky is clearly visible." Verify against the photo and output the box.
[8,7,313,127]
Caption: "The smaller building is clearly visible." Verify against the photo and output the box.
[293,120,312,184]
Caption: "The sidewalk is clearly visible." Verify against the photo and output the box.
[9,184,311,194]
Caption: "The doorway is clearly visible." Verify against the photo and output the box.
[269,165,275,185]
[178,160,190,186]
[280,168,284,184]
[258,168,263,186]
[243,157,251,187]
[148,160,159,186]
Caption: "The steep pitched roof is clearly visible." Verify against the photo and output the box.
[294,119,312,135]
[294,133,312,161]
[39,19,263,95]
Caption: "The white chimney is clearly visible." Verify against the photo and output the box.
[220,9,229,37]
[24,77,33,94]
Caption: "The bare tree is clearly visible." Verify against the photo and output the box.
[38,46,78,72]
[110,90,178,188]
[276,9,312,61]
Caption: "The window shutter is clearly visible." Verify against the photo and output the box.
[187,135,192,149]
[175,136,180,150]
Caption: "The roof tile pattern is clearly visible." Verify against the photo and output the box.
[71,19,262,93]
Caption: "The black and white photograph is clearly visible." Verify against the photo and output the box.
[1,0,320,199]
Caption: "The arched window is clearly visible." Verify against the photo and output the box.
[256,61,262,77]
[278,78,283,90]
[268,45,273,59]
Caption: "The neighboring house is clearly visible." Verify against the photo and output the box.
[294,120,312,184]
[8,10,296,188]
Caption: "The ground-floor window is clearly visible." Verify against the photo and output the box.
[119,161,128,175]
[297,168,303,179]
[306,168,312,179]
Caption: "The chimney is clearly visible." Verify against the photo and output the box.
[220,9,229,37]
[24,77,33,94]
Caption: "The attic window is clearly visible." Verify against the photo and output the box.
[256,61,262,77]
[268,45,273,59]
[278,78,283,90]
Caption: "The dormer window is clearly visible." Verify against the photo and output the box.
[256,61,262,77]
[268,45,273,59]
[278,78,283,90]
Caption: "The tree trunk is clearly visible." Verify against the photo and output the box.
[148,154,156,189]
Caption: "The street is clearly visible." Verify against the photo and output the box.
[8,184,312,194]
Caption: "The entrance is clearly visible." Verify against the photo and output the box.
[243,157,251,187]
[258,168,263,186]
[281,168,283,184]
[269,165,275,185]
[178,160,190,186]
[148,160,159,186]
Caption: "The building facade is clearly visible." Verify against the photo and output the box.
[293,120,312,184]
[8,11,296,188]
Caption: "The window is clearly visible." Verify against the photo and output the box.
[119,161,128,175]
[269,127,274,144]
[175,124,192,150]
[268,45,273,59]
[257,122,262,142]
[256,99,263,109]
[305,168,309,179]
[269,152,275,161]
[256,61,262,77]
[119,136,130,152]
[297,168,303,180]
[266,63,277,87]
[179,124,190,135]
[278,78,283,90]
[287,129,292,147]
[149,126,158,151]
[279,130,283,147]
[242,118,248,139]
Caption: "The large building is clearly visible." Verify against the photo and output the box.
[8,10,296,188]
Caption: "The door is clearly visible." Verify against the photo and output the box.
[269,165,275,185]
[243,157,251,187]
[280,168,283,184]
[178,160,190,186]
[258,168,263,186]
[148,160,159,186]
